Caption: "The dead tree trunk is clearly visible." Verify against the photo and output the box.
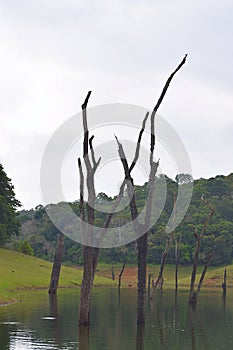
[48,233,64,294]
[175,235,181,291]
[111,266,115,281]
[78,92,101,326]
[116,55,187,325]
[153,236,172,290]
[189,197,214,304]
[118,255,126,290]
[153,193,177,291]
[222,269,227,294]
[148,273,153,291]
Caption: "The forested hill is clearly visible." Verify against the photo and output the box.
[14,173,233,266]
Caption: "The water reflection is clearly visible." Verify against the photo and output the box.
[188,303,210,350]
[136,325,145,350]
[79,325,89,350]
[0,289,233,350]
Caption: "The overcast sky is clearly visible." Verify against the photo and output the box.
[1,0,233,209]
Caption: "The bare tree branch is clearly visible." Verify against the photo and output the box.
[98,112,149,239]
[150,54,187,161]
[82,90,92,110]
[89,135,101,172]
[129,112,149,173]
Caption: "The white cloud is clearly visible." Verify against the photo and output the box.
[0,0,233,208]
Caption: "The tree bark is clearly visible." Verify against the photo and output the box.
[48,233,64,294]
[137,234,147,325]
[78,91,100,325]
[222,269,227,294]
[148,273,153,291]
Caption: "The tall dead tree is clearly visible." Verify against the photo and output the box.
[78,91,101,325]
[189,196,215,303]
[117,54,187,325]
[48,233,64,294]
[77,56,187,325]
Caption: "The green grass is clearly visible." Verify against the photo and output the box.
[96,262,233,290]
[1,248,233,305]
[0,249,116,304]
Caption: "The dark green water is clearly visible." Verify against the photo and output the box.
[0,288,232,349]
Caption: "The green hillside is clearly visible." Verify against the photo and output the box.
[0,248,115,304]
[16,173,233,267]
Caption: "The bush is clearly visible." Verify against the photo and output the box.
[15,239,34,256]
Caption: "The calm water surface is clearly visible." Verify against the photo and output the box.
[0,288,232,350]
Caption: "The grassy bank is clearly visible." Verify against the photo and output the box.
[96,262,233,290]
[1,248,233,304]
[0,248,115,304]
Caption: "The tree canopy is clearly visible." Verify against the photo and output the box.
[0,163,21,244]
[15,172,233,267]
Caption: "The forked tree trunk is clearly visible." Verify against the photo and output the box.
[117,55,187,325]
[49,233,64,294]
[153,237,172,290]
[78,92,100,325]
[118,255,126,290]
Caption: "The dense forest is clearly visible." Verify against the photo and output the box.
[6,173,233,267]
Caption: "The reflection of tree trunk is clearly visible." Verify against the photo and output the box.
[173,290,178,330]
[49,233,64,294]
[222,292,226,312]
[79,325,89,350]
[157,291,167,350]
[49,293,58,317]
[189,302,209,350]
[136,324,145,350]
[49,293,61,348]
[188,305,196,350]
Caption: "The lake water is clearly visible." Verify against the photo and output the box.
[0,288,233,350]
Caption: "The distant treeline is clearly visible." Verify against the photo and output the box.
[13,173,233,266]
